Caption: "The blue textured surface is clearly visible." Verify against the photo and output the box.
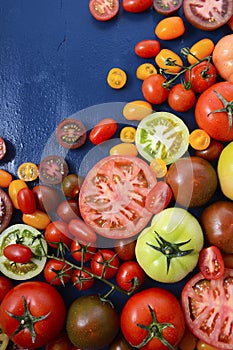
[0,1,232,349]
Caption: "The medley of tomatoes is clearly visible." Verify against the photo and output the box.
[0,1,233,350]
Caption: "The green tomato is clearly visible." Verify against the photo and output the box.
[135,207,204,283]
[217,141,233,200]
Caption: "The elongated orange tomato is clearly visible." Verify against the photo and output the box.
[155,16,185,40]
[155,49,183,73]
[188,38,214,65]
[22,210,51,230]
[0,170,12,188]
[123,100,153,121]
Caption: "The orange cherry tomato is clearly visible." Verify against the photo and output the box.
[22,210,51,230]
[155,16,185,40]
[107,68,127,89]
[188,38,215,65]
[189,129,211,151]
[155,49,183,73]
[136,63,157,80]
[17,162,39,182]
[8,179,28,209]
[0,170,13,188]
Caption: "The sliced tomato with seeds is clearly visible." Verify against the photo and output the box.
[89,0,119,21]
[198,245,225,280]
[0,137,6,160]
[153,0,183,15]
[56,118,87,149]
[79,155,157,239]
[0,189,13,234]
[145,181,172,214]
[17,162,38,181]
[38,155,69,185]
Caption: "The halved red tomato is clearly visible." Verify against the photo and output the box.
[145,181,172,214]
[79,155,157,239]
[198,245,225,280]
[181,268,233,349]
[89,0,119,21]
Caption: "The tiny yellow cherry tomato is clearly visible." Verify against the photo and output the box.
[8,179,28,209]
[110,143,138,156]
[17,162,39,182]
[123,100,153,121]
[155,16,185,40]
[107,68,127,89]
[0,169,13,188]
[22,210,51,230]
[188,38,215,65]
[120,127,136,143]
[189,129,211,150]
[155,49,183,73]
[150,158,167,178]
[136,63,157,80]
[197,340,220,350]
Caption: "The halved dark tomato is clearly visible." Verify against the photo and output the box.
[0,189,13,234]
[145,181,172,214]
[0,137,6,160]
[56,118,87,149]
[183,0,233,31]
[153,0,182,15]
[38,155,69,185]
[89,0,119,21]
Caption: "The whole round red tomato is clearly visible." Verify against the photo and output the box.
[195,81,233,141]
[0,281,66,349]
[91,249,119,279]
[71,239,96,263]
[181,268,233,349]
[115,261,145,292]
[44,220,72,248]
[185,61,217,94]
[168,83,196,112]
[142,74,169,105]
[122,0,153,13]
[43,259,73,286]
[121,287,185,350]
[0,276,13,303]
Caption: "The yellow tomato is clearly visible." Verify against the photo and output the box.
[136,63,157,80]
[155,49,183,73]
[8,179,28,209]
[217,141,233,200]
[22,210,51,230]
[107,68,127,89]
[188,38,214,65]
[17,162,38,181]
[150,158,167,178]
[120,127,136,143]
[109,143,138,156]
[155,16,185,40]
[0,169,13,188]
[123,100,153,121]
[197,340,220,350]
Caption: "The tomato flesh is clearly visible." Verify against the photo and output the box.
[89,0,120,21]
[153,0,182,15]
[198,246,225,280]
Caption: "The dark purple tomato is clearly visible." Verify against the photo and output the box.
[3,244,32,264]
[195,140,224,161]
[153,0,182,15]
[114,239,136,261]
[0,137,6,160]
[38,155,69,185]
[17,187,37,214]
[0,188,13,234]
[56,118,87,149]
[61,174,82,198]
[122,0,153,13]
[56,199,80,222]
[32,185,61,213]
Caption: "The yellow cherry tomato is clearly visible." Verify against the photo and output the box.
[120,127,136,143]
[123,100,153,121]
[155,49,183,73]
[17,162,39,182]
[197,340,220,350]
[150,158,167,178]
[0,169,13,188]
[136,63,157,80]
[189,129,211,150]
[8,179,28,209]
[107,68,127,89]
[188,38,214,65]
[110,143,138,156]
[22,210,51,230]
[155,17,185,40]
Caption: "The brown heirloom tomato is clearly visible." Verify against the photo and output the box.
[32,184,61,213]
[0,188,13,234]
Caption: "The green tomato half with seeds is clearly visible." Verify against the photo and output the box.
[0,224,47,280]
[135,207,204,283]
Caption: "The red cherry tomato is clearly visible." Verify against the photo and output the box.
[68,218,97,244]
[0,276,13,303]
[44,220,72,248]
[122,0,153,13]
[134,40,160,58]
[70,240,96,263]
[72,267,94,291]
[114,239,136,261]
[145,181,172,214]
[142,74,169,105]
[45,331,73,350]
[3,244,32,264]
[198,245,225,280]
[185,61,217,94]
[17,187,37,214]
[56,199,80,222]
[89,118,117,145]
[43,259,73,286]
[168,83,196,112]
[91,249,119,279]
[89,0,119,21]
[115,261,145,292]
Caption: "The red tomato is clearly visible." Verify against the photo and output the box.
[56,199,80,222]
[3,244,32,264]
[89,118,117,145]
[153,0,182,15]
[0,276,13,303]
[72,267,94,291]
[43,259,73,286]
[91,249,119,279]
[122,0,153,13]
[145,181,172,215]
[134,40,160,58]
[114,239,136,261]
[142,74,169,105]
[68,218,97,244]
[17,187,37,214]
[38,155,69,185]
[184,61,217,94]
[0,281,66,349]
[121,287,185,350]
[0,137,6,160]
[168,83,196,112]
[70,240,96,263]
[46,331,73,350]
[198,245,225,280]
[115,261,145,292]
[79,155,157,239]
[181,268,233,349]
[195,82,233,141]
[32,184,61,213]
[89,0,119,21]
[44,220,72,248]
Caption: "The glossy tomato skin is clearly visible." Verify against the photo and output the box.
[122,0,153,13]
[22,209,51,230]
[43,259,73,285]
[198,245,224,280]
[89,118,117,145]
[32,184,61,214]
[0,281,66,349]
[217,141,233,200]
[168,83,196,112]
[142,74,169,105]
[114,239,136,261]
[70,239,96,263]
[68,218,97,244]
[0,276,13,303]
[91,249,119,279]
[195,140,223,162]
[57,199,80,222]
[62,174,82,198]
[134,40,160,58]
[185,61,217,93]
[8,179,28,209]
[155,16,185,40]
[17,187,36,214]
[45,220,72,248]
[72,267,94,291]
[3,244,32,264]
[45,331,73,350]
[121,287,185,350]
[109,334,134,350]
[89,0,119,21]
[212,34,233,83]
[0,188,13,234]
[115,260,145,292]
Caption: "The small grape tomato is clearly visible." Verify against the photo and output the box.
[109,143,138,156]
[188,38,215,65]
[22,210,51,230]
[150,158,167,178]
[56,118,87,149]
[89,0,119,21]
[122,0,153,13]
[17,162,38,182]
[198,245,225,280]
[8,179,28,209]
[155,49,183,73]
[0,137,6,160]
[17,187,37,214]
[38,155,69,185]
[120,127,136,143]
[189,129,211,150]
[145,181,172,214]
[68,218,97,244]
[134,40,160,58]
[123,100,153,121]
[0,170,12,188]
[3,244,32,264]
[89,117,117,145]
[136,63,157,80]
[107,68,127,89]
[155,16,185,40]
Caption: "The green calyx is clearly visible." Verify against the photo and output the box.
[209,90,233,130]
[146,231,193,274]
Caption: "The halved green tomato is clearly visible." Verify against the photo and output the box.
[135,112,190,165]
[0,224,47,280]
